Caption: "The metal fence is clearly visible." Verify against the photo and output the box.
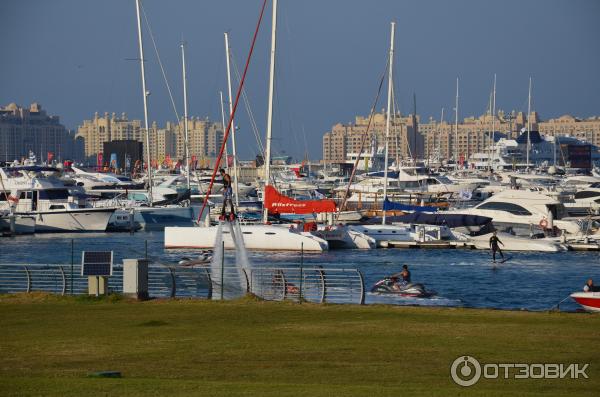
[248,267,365,305]
[0,263,212,299]
[0,263,365,305]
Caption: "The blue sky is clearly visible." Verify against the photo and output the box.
[1,0,599,160]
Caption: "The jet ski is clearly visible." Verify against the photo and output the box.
[370,276,436,298]
[177,250,213,267]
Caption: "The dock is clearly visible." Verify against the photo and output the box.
[381,240,475,249]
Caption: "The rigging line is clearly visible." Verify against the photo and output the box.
[198,0,269,222]
[140,1,180,121]
[230,50,265,158]
[336,53,390,220]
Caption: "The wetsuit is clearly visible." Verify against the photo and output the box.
[489,235,504,262]
[221,173,235,218]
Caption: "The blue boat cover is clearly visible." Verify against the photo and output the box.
[373,212,493,227]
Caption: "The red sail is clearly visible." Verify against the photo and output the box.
[264,185,337,214]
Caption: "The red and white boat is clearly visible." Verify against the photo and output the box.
[570,292,600,312]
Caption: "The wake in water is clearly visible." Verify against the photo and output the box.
[366,292,462,307]
[209,221,255,299]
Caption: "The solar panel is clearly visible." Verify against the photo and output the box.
[81,251,113,276]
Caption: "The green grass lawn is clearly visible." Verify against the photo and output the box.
[0,293,598,396]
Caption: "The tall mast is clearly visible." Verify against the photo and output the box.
[219,91,227,151]
[135,0,153,204]
[454,77,459,168]
[382,21,395,225]
[527,76,532,168]
[263,0,278,223]
[553,122,557,166]
[491,73,496,170]
[438,107,444,163]
[224,32,240,207]
[180,41,191,190]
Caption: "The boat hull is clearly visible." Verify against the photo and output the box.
[165,223,329,251]
[570,292,600,312]
[23,208,115,232]
[135,206,195,230]
[468,232,565,252]
[0,214,36,234]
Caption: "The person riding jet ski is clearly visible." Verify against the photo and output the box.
[371,265,435,297]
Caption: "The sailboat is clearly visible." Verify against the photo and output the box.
[164,0,328,251]
[122,0,196,231]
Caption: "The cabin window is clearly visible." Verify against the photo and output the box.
[477,202,532,216]
[0,192,7,201]
[265,232,276,235]
[49,205,65,210]
[243,232,252,235]
[574,191,600,200]
[38,189,69,200]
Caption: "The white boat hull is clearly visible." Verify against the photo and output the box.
[0,214,36,234]
[314,226,375,249]
[468,232,566,252]
[134,206,195,230]
[348,224,417,247]
[165,223,329,251]
[26,208,115,232]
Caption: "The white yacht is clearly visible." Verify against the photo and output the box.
[0,166,115,232]
[563,183,600,216]
[165,222,329,251]
[450,189,581,236]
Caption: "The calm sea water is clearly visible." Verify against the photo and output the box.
[1,231,598,312]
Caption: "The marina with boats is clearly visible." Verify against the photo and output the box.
[2,0,599,315]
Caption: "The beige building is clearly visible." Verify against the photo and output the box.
[322,112,422,164]
[0,103,82,162]
[76,113,223,165]
[539,115,600,146]
[420,111,600,162]
[323,109,600,164]
[419,111,534,161]
[175,117,224,162]
[76,112,152,161]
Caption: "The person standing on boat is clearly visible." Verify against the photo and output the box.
[489,231,505,263]
[219,168,235,221]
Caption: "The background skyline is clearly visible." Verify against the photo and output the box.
[1,0,599,160]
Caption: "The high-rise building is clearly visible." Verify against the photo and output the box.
[176,117,224,162]
[77,113,223,165]
[76,112,155,162]
[0,103,83,162]
[538,115,600,146]
[419,111,530,161]
[322,112,422,164]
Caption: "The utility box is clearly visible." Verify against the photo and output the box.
[88,276,108,296]
[123,259,149,300]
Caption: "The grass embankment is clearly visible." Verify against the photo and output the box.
[0,293,598,396]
